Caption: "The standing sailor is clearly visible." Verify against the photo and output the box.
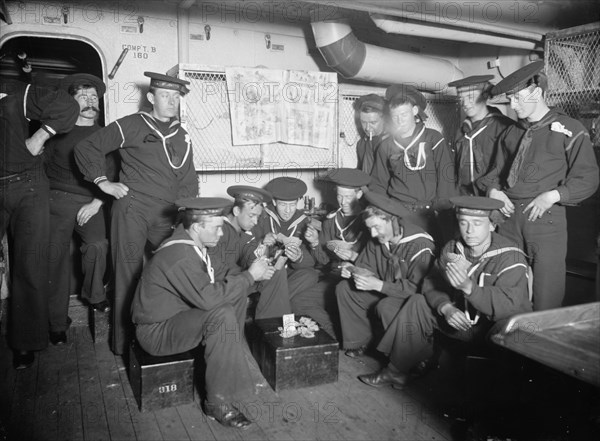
[448,75,514,196]
[75,72,198,354]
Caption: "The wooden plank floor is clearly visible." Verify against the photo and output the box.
[0,320,454,441]
[2,300,599,441]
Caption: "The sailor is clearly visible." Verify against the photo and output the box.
[208,185,293,318]
[1,78,79,369]
[336,191,436,357]
[354,94,388,174]
[257,177,319,317]
[481,61,599,310]
[46,73,112,346]
[75,71,198,354]
[448,75,514,196]
[358,196,532,389]
[369,84,457,243]
[131,197,274,429]
[302,168,371,337]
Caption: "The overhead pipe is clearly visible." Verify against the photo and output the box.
[311,21,463,92]
[304,0,544,42]
[371,14,542,51]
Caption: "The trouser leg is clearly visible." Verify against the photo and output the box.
[76,203,108,304]
[336,279,382,349]
[290,276,338,338]
[111,194,148,355]
[48,190,79,332]
[524,206,567,310]
[375,295,410,331]
[254,268,291,319]
[5,175,50,350]
[377,294,439,373]
[136,302,252,405]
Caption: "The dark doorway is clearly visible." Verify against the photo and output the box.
[0,35,104,125]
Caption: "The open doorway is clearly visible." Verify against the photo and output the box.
[0,35,105,125]
[0,36,108,298]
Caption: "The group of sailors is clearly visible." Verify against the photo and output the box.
[0,60,598,429]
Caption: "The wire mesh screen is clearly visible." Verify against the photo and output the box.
[176,66,337,171]
[183,70,262,171]
[546,25,600,148]
[338,88,459,169]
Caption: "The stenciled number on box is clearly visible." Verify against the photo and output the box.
[158,383,178,394]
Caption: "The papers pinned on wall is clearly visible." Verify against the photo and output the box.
[225,67,338,150]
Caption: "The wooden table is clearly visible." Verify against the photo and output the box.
[491,302,600,387]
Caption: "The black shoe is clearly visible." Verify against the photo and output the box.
[204,402,253,430]
[358,367,407,389]
[91,300,110,313]
[49,331,67,345]
[13,350,35,370]
[345,346,367,358]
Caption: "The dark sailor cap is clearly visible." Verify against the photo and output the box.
[60,73,106,96]
[175,197,232,215]
[448,75,494,90]
[354,93,385,112]
[491,61,545,96]
[364,191,409,218]
[321,168,371,188]
[385,84,427,111]
[265,177,307,201]
[227,185,272,204]
[450,196,503,217]
[144,71,190,94]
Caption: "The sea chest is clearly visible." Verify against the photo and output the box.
[250,317,339,391]
[128,341,195,412]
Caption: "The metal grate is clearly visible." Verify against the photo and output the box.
[175,65,459,171]
[174,66,337,171]
[182,70,261,171]
[546,25,600,148]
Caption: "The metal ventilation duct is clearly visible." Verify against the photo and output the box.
[311,21,463,91]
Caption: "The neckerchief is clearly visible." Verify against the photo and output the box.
[506,111,558,188]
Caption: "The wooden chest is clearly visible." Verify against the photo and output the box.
[250,317,339,392]
[128,341,195,412]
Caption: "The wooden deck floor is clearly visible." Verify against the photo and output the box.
[0,318,456,441]
[2,301,599,441]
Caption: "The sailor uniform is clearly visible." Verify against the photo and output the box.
[132,224,253,406]
[1,80,79,351]
[481,108,599,310]
[336,223,435,349]
[454,108,514,196]
[75,111,197,354]
[354,93,387,174]
[256,205,319,316]
[369,123,457,239]
[376,232,532,373]
[209,217,293,319]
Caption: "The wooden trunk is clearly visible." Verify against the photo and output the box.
[250,317,339,392]
[128,341,195,412]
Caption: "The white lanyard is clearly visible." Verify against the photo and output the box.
[394,126,426,171]
[464,124,488,183]
[140,115,191,170]
[334,210,358,244]
[194,246,214,284]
